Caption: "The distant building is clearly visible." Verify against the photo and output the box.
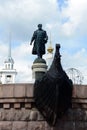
[0,40,17,84]
[46,33,54,69]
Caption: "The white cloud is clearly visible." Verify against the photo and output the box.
[61,0,87,36]
[12,42,34,82]
[0,0,60,41]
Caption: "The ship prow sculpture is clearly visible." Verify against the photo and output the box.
[34,44,73,126]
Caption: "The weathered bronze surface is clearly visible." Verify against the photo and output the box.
[30,24,48,58]
[34,44,73,126]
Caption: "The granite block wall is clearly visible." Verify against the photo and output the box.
[0,84,86,130]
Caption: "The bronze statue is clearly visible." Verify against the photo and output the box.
[30,24,48,58]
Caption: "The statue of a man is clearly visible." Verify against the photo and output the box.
[30,24,48,58]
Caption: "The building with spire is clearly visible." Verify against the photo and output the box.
[0,37,17,84]
[46,32,54,69]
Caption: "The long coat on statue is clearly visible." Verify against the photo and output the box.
[31,29,48,55]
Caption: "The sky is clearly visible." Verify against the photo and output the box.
[0,0,87,84]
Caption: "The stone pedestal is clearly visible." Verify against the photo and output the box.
[32,58,47,80]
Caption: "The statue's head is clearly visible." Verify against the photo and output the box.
[38,24,42,30]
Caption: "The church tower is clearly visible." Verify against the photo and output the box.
[1,36,17,84]
[46,33,54,69]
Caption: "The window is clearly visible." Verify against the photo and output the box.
[6,75,12,83]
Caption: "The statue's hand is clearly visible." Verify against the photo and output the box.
[30,42,32,45]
